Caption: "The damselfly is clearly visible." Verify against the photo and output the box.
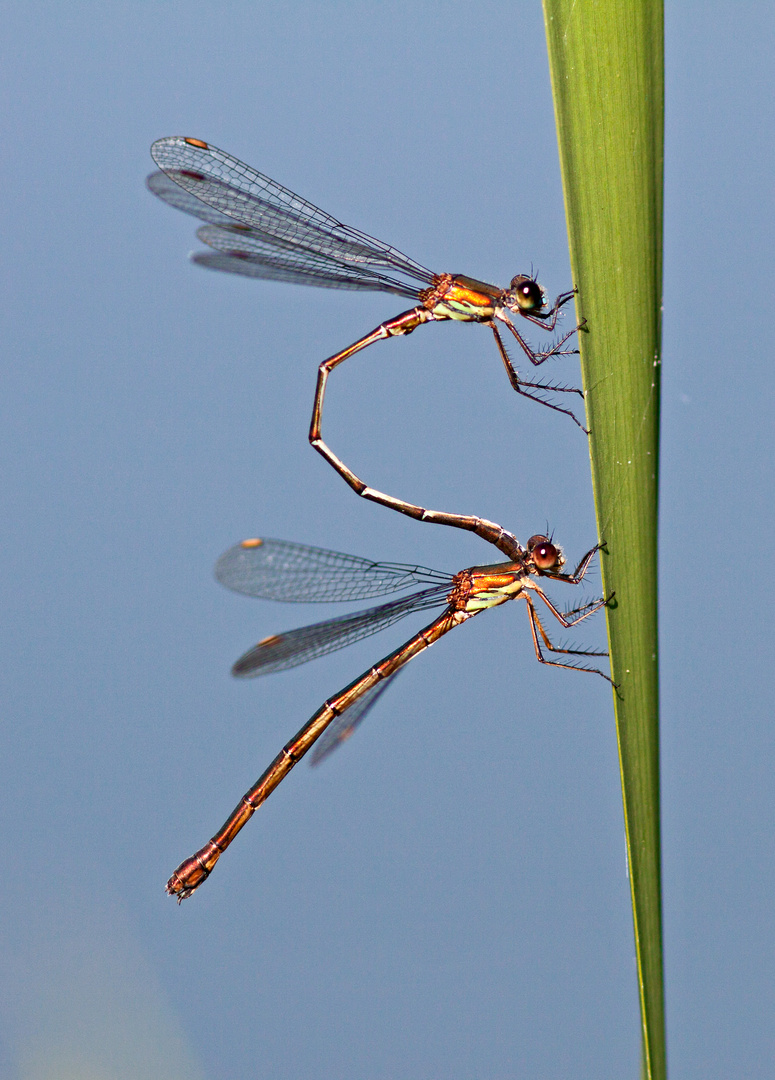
[148,138,586,525]
[167,527,611,901]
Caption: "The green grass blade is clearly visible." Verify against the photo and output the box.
[542,3,665,1077]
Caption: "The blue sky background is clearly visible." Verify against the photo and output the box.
[1,3,773,1078]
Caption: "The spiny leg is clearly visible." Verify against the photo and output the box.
[559,597,611,621]
[530,602,608,657]
[504,317,586,367]
[488,324,588,433]
[544,543,603,586]
[527,580,611,630]
[498,310,586,373]
[520,288,581,334]
[525,596,613,682]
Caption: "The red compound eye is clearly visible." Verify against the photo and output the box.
[533,543,558,569]
[527,535,558,570]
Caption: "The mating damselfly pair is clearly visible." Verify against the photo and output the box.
[149,137,611,900]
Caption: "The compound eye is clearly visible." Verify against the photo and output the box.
[527,536,559,569]
[511,276,544,312]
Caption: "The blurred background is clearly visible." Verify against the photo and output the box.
[1,3,772,1077]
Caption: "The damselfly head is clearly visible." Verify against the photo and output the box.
[506,275,546,315]
[525,535,563,572]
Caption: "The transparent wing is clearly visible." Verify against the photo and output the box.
[147,170,238,227]
[148,137,436,290]
[231,587,450,677]
[310,670,402,766]
[191,224,419,295]
[215,538,451,603]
